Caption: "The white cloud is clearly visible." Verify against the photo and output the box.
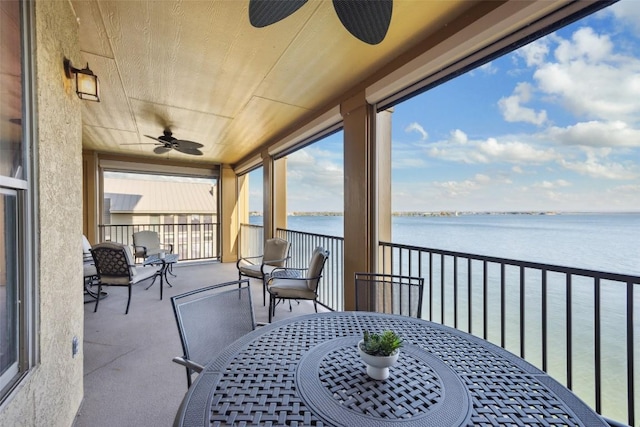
[559,156,637,180]
[516,39,550,66]
[405,122,428,140]
[429,133,558,165]
[286,148,344,210]
[478,61,498,74]
[609,1,640,36]
[533,27,640,122]
[533,180,571,189]
[498,82,548,125]
[546,120,640,148]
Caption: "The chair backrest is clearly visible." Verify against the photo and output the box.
[306,247,329,291]
[132,230,161,257]
[82,235,92,255]
[263,238,290,267]
[354,273,425,318]
[171,280,255,368]
[91,242,135,280]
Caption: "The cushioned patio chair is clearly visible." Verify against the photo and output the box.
[82,235,101,302]
[132,230,173,261]
[236,237,290,305]
[91,242,160,314]
[171,279,255,388]
[354,272,425,318]
[266,247,329,322]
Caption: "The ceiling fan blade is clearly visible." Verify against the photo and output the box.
[175,139,204,149]
[144,134,164,143]
[153,146,172,155]
[174,146,203,156]
[249,0,307,27]
[120,142,160,146]
[333,0,392,45]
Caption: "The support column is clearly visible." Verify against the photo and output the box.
[274,157,288,233]
[82,150,99,244]
[342,91,377,310]
[262,151,274,240]
[220,164,241,262]
[377,108,393,251]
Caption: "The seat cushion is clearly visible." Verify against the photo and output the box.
[268,279,316,300]
[132,265,160,284]
[239,263,278,279]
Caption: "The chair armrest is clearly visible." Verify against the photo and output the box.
[160,242,173,253]
[236,255,263,269]
[133,244,147,256]
[172,356,204,373]
[263,255,290,266]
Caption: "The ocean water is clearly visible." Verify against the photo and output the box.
[280,213,640,275]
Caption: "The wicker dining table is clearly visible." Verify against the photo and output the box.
[174,311,607,427]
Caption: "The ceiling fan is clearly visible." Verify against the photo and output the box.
[249,0,393,45]
[130,130,204,156]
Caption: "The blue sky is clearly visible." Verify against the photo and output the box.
[251,1,640,213]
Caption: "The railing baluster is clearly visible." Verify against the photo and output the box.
[595,277,601,414]
[566,274,573,390]
[626,281,635,426]
[500,263,505,349]
[441,255,445,324]
[454,256,458,329]
[483,260,488,340]
[542,269,548,372]
[520,266,525,358]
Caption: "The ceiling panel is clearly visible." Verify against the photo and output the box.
[220,96,310,164]
[70,0,575,166]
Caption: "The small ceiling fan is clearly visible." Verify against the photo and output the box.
[249,0,393,45]
[127,129,204,156]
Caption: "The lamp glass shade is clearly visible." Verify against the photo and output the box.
[75,72,100,102]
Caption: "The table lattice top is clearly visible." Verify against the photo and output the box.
[143,253,179,265]
[175,312,607,427]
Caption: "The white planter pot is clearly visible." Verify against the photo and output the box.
[357,340,400,380]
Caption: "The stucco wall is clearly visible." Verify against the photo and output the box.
[0,1,84,426]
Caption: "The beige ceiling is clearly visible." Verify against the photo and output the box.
[71,0,589,167]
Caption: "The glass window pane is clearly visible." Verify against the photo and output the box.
[0,190,17,379]
[0,1,23,179]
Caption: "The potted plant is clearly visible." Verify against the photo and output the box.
[357,330,403,380]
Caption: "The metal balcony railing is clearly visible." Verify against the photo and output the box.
[379,241,639,426]
[98,223,219,261]
[239,224,637,425]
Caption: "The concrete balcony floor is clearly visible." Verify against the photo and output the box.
[74,261,327,427]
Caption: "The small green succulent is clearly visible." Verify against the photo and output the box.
[360,330,403,356]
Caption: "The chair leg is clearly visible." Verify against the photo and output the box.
[262,277,267,306]
[125,285,132,314]
[186,368,192,388]
[268,294,274,323]
[93,283,103,312]
[314,300,317,313]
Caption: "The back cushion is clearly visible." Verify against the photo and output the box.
[306,248,327,290]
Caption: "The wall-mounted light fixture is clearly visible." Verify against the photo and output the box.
[64,57,100,102]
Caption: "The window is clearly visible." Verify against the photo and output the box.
[0,0,33,399]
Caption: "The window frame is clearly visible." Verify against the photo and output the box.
[0,0,37,403]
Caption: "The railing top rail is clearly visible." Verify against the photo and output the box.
[379,240,640,284]
[240,223,265,229]
[277,227,345,242]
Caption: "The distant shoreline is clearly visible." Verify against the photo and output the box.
[248,211,639,217]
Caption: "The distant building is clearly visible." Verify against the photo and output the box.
[103,178,217,226]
